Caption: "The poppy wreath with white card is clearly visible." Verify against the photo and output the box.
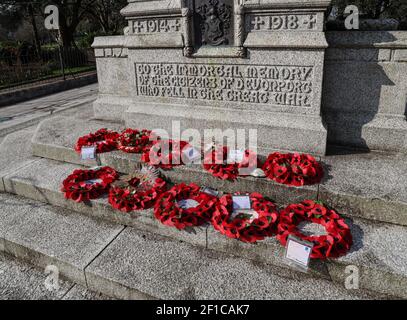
[211,193,279,243]
[74,128,119,154]
[61,166,119,202]
[141,139,190,169]
[154,183,218,230]
[262,152,324,186]
[203,146,258,181]
[277,200,353,259]
[108,166,167,212]
[117,129,157,154]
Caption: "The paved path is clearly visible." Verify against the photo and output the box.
[0,84,98,137]
[0,252,110,300]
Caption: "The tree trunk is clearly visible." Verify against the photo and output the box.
[59,28,75,47]
[28,3,42,59]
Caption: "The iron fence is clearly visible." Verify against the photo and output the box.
[0,45,96,93]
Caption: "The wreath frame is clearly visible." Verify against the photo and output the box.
[154,183,217,230]
[142,139,190,169]
[74,128,119,154]
[277,200,353,259]
[61,166,119,202]
[262,152,324,186]
[109,174,167,212]
[203,146,258,181]
[211,192,279,243]
[117,128,156,154]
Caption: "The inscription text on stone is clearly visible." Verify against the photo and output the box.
[135,63,314,107]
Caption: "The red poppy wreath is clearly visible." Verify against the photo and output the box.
[61,166,119,202]
[141,139,190,169]
[74,128,119,154]
[117,129,157,154]
[154,183,217,230]
[109,170,167,212]
[262,152,323,186]
[203,146,258,181]
[277,200,353,259]
[211,192,279,243]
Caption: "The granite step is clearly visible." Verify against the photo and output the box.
[1,158,407,298]
[0,251,110,300]
[31,116,407,226]
[0,193,387,300]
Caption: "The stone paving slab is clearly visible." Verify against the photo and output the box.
[62,284,113,300]
[0,251,112,300]
[327,217,407,298]
[0,84,98,137]
[319,152,407,226]
[0,252,72,300]
[0,193,124,286]
[32,116,124,166]
[0,127,39,192]
[85,227,383,300]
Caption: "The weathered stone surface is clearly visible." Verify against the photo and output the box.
[62,284,113,300]
[323,31,407,153]
[0,128,39,192]
[319,152,407,226]
[32,116,124,165]
[206,228,330,279]
[326,217,407,298]
[0,192,124,285]
[0,252,72,300]
[85,227,380,300]
[0,84,98,137]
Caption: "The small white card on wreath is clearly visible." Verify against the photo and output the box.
[84,178,102,185]
[81,146,96,160]
[227,149,244,163]
[232,195,251,211]
[177,199,199,209]
[284,235,313,270]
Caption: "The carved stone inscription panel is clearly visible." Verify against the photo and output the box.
[247,14,318,32]
[135,63,314,107]
[131,18,182,34]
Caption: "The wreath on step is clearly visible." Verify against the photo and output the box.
[277,200,353,259]
[262,152,324,186]
[154,183,218,230]
[74,128,120,154]
[211,192,279,243]
[141,139,190,169]
[117,129,157,154]
[109,167,167,212]
[203,146,258,181]
[61,166,119,202]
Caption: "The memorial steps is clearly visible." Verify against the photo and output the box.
[0,116,406,299]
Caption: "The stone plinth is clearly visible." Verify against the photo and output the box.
[92,0,331,155]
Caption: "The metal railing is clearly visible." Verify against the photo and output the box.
[0,45,96,93]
